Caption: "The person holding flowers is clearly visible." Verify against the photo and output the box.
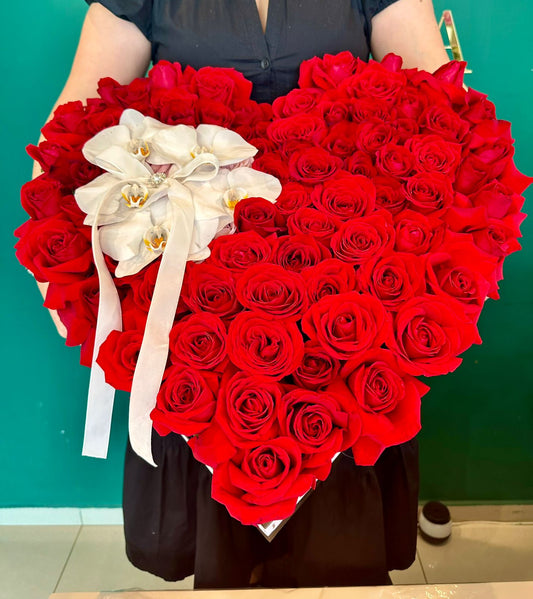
[29,0,457,590]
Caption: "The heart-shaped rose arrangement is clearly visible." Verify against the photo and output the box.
[16,52,530,528]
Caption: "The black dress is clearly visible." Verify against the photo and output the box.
[86,0,418,589]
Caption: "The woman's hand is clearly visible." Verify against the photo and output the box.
[370,0,450,73]
[33,2,152,335]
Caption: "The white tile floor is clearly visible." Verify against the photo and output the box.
[0,521,532,599]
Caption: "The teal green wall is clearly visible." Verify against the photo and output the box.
[1,1,532,507]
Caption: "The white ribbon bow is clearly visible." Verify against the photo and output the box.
[75,109,281,465]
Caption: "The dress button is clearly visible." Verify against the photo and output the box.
[260,57,271,70]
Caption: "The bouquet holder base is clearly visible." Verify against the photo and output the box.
[48,581,533,599]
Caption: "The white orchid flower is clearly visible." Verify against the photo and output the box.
[82,109,257,175]
[185,166,282,220]
[99,181,196,278]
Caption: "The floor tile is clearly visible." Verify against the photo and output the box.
[0,525,80,599]
[389,550,426,584]
[417,521,533,583]
[56,525,194,592]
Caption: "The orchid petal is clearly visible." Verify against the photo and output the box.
[91,147,152,179]
[227,167,282,202]
[82,125,132,165]
[99,212,152,261]
[75,173,124,219]
[115,246,159,278]
[196,125,258,165]
[151,125,199,165]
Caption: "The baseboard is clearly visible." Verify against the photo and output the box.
[0,508,123,525]
[1,504,532,526]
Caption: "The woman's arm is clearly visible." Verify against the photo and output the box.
[34,3,151,336]
[370,0,450,72]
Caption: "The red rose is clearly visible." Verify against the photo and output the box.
[195,66,252,106]
[120,294,149,332]
[96,329,143,392]
[227,313,304,379]
[278,388,360,464]
[292,343,341,390]
[406,134,462,177]
[182,263,240,318]
[471,181,525,220]
[252,151,291,182]
[311,175,376,220]
[41,100,89,140]
[391,117,420,144]
[355,120,397,153]
[330,350,429,464]
[147,60,196,90]
[472,217,522,258]
[341,60,406,102]
[404,172,454,215]
[233,101,269,128]
[56,194,87,227]
[116,259,160,313]
[358,252,426,310]
[344,151,377,178]
[330,210,395,265]
[150,366,218,436]
[150,87,198,126]
[374,176,406,214]
[267,114,327,144]
[97,76,151,112]
[235,263,308,320]
[48,277,99,347]
[15,216,93,284]
[420,104,470,143]
[216,371,282,444]
[302,258,357,303]
[389,295,481,376]
[298,51,361,89]
[169,313,227,371]
[234,197,286,237]
[470,120,513,166]
[273,233,332,272]
[394,209,444,255]
[375,143,415,178]
[461,88,496,124]
[350,98,391,123]
[320,122,359,158]
[198,98,235,127]
[302,292,390,361]
[211,437,315,525]
[84,103,123,135]
[273,182,313,216]
[272,88,323,118]
[396,86,430,120]
[287,207,339,243]
[288,146,343,183]
[20,175,64,220]
[427,242,497,311]
[318,99,351,126]
[209,230,272,272]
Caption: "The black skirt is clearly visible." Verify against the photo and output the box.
[123,432,419,589]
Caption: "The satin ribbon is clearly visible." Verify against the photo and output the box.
[82,154,219,464]
[82,188,123,459]
[128,181,195,465]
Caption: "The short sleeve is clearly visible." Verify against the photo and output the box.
[363,0,401,20]
[358,0,400,47]
[85,0,153,41]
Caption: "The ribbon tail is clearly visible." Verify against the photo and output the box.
[82,192,123,459]
[128,183,196,466]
